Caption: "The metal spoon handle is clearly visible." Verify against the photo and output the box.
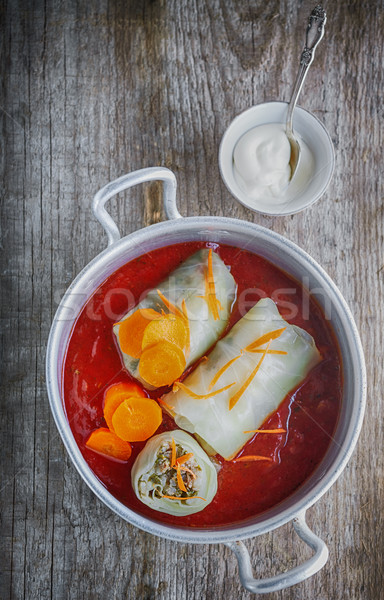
[286,5,326,136]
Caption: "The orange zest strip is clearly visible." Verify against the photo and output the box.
[157,289,185,320]
[247,349,287,355]
[176,452,194,466]
[198,249,222,321]
[243,428,286,434]
[181,298,189,321]
[170,446,195,492]
[228,341,272,411]
[158,493,206,501]
[157,397,175,411]
[205,272,218,321]
[173,380,236,399]
[233,455,273,463]
[206,249,222,320]
[176,466,187,492]
[208,354,242,391]
[114,307,160,327]
[199,273,213,316]
[171,437,176,467]
[208,348,287,393]
[208,249,223,308]
[179,465,197,480]
[244,328,286,352]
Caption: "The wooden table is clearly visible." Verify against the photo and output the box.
[1,1,382,598]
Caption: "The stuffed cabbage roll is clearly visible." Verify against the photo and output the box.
[113,249,236,389]
[163,298,321,460]
[131,430,218,516]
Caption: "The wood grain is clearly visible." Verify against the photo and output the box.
[1,0,382,598]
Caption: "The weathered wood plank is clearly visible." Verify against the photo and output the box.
[1,0,382,599]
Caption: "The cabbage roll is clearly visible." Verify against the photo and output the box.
[113,249,236,389]
[131,430,218,516]
[163,298,321,460]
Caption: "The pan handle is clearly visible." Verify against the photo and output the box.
[225,509,328,594]
[92,167,181,246]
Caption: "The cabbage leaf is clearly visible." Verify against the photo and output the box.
[113,249,236,389]
[131,430,218,516]
[163,298,321,460]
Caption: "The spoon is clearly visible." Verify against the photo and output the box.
[286,5,327,180]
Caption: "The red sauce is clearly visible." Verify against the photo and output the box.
[63,242,341,528]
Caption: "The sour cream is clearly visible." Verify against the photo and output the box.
[233,123,314,207]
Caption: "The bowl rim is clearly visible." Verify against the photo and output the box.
[46,215,366,544]
[218,101,335,216]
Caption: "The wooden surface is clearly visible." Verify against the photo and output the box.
[1,1,382,598]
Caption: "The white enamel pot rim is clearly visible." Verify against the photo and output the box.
[46,167,366,594]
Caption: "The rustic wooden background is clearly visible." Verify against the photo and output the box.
[1,0,382,598]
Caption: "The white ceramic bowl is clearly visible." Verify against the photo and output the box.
[46,168,365,594]
[219,101,335,216]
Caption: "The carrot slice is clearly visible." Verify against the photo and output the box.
[233,455,273,463]
[103,382,146,431]
[139,341,186,387]
[116,308,160,358]
[228,341,271,411]
[111,396,162,442]
[244,328,286,352]
[85,428,132,461]
[142,313,188,352]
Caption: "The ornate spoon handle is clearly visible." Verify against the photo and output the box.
[286,5,326,137]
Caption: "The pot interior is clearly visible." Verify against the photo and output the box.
[48,217,365,543]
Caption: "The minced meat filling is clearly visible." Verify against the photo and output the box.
[142,442,201,499]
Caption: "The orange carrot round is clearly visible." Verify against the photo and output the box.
[141,313,188,351]
[116,308,160,358]
[103,381,146,431]
[139,340,186,387]
[85,427,132,461]
[111,397,162,442]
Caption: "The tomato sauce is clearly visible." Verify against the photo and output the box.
[62,242,341,528]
